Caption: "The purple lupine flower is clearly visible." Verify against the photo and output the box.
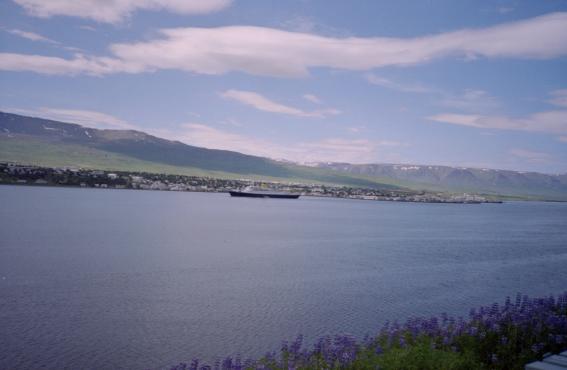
[243,359,253,369]
[189,359,199,370]
[171,363,188,370]
[223,358,232,369]
[233,356,242,370]
[164,290,567,370]
[289,334,303,357]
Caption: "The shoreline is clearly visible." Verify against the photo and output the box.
[0,162,508,204]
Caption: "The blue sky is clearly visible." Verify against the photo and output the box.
[1,0,567,173]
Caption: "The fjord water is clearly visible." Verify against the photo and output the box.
[1,186,566,369]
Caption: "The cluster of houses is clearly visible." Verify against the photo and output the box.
[0,162,496,203]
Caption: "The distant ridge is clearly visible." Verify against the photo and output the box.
[1,111,566,200]
[0,111,289,176]
[0,112,398,190]
[313,162,567,200]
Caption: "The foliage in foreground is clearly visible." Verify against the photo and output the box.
[167,291,567,370]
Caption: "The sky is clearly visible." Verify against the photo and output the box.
[1,0,567,173]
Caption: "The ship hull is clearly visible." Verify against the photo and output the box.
[229,191,300,199]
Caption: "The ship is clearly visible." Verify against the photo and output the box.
[229,186,300,199]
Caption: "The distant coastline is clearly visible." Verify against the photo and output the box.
[0,162,505,204]
[2,112,566,202]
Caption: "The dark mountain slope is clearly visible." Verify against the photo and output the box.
[0,112,398,189]
[0,112,292,177]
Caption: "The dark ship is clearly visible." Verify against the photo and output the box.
[229,187,300,199]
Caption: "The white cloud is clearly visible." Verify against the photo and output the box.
[509,149,552,163]
[154,123,403,163]
[366,74,435,93]
[295,138,379,163]
[280,15,352,37]
[110,13,567,77]
[549,89,567,108]
[6,29,57,44]
[79,25,97,32]
[303,94,322,104]
[429,113,481,126]
[5,107,138,130]
[12,0,232,23]
[150,123,274,156]
[220,89,340,118]
[366,74,500,112]
[0,53,144,76]
[498,7,515,14]
[376,140,408,147]
[3,29,89,56]
[219,117,242,127]
[428,110,567,139]
[2,12,567,77]
[438,89,501,112]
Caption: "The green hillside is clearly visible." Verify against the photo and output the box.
[0,130,404,188]
[3,111,566,200]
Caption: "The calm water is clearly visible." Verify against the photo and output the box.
[1,185,566,369]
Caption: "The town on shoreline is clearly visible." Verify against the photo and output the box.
[0,162,501,204]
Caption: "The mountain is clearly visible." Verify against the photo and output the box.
[0,112,398,189]
[2,111,566,200]
[313,162,567,200]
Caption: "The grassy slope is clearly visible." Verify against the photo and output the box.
[0,137,240,177]
[0,137,402,189]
